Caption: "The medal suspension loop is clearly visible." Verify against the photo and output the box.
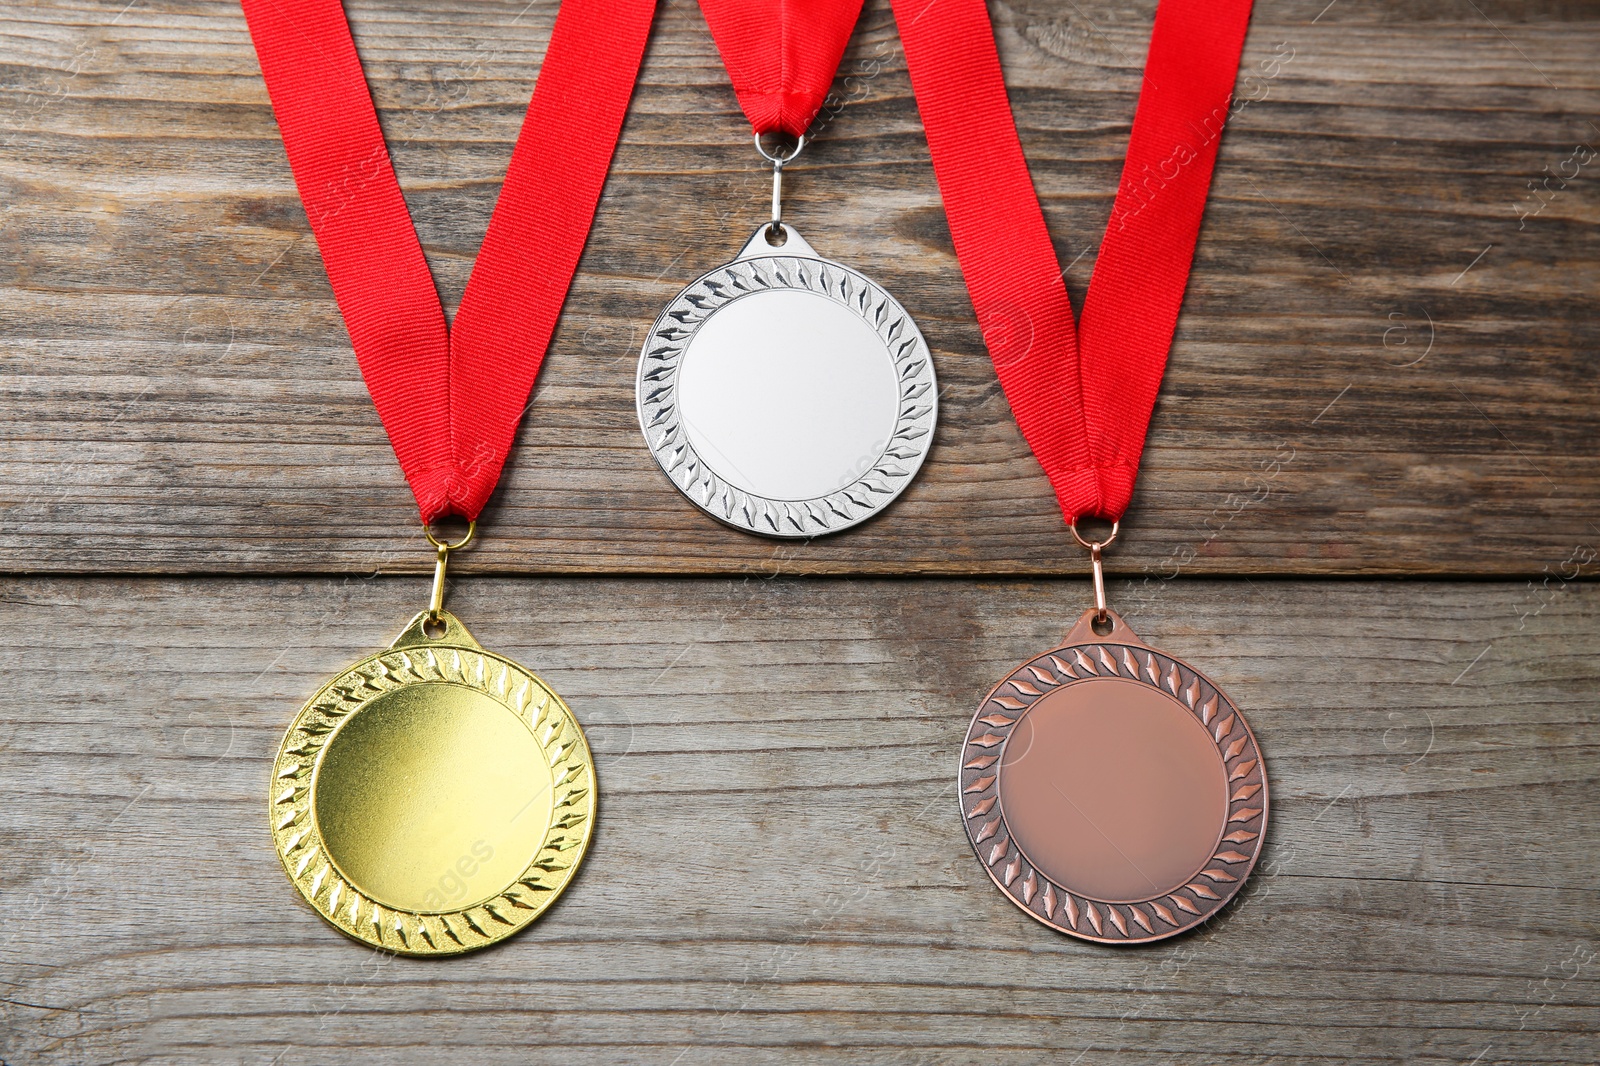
[423,520,477,632]
[755,132,805,243]
[1069,519,1120,626]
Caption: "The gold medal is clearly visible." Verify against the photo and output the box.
[243,0,649,956]
[270,527,594,956]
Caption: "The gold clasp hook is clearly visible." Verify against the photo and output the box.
[1069,518,1120,624]
[423,520,476,623]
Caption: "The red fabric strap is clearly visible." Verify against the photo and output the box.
[697,0,864,136]
[893,0,1254,523]
[241,0,655,521]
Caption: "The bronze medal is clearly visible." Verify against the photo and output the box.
[893,0,1266,943]
[961,606,1266,943]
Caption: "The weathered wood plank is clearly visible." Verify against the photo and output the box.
[0,575,1595,1063]
[0,0,1596,575]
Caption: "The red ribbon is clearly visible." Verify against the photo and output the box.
[894,0,1254,524]
[241,0,655,522]
[698,0,865,136]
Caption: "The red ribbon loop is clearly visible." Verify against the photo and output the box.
[242,0,655,522]
[893,0,1254,524]
[698,0,865,136]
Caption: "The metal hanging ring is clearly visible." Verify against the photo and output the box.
[754,131,805,166]
[1068,518,1120,553]
[423,519,477,553]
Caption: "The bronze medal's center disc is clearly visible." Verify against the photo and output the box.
[312,683,555,913]
[998,677,1228,903]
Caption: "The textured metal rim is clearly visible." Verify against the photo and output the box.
[636,232,937,538]
[270,615,595,956]
[960,633,1267,943]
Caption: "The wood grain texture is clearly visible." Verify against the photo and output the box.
[0,0,1596,575]
[0,575,1596,1064]
[5,5,1596,1059]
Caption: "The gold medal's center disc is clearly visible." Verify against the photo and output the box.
[311,683,555,913]
[998,677,1228,903]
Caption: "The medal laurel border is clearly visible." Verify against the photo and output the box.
[270,640,595,957]
[636,249,938,538]
[960,639,1267,944]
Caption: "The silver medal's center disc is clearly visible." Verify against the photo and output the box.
[678,288,899,501]
[637,226,938,539]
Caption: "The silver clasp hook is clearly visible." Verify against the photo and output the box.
[755,132,805,239]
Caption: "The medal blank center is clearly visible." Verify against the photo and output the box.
[311,684,554,914]
[998,678,1228,903]
[678,289,901,501]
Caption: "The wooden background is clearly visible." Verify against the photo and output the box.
[1,0,1596,1062]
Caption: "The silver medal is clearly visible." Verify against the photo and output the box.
[636,133,937,538]
[636,222,937,538]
